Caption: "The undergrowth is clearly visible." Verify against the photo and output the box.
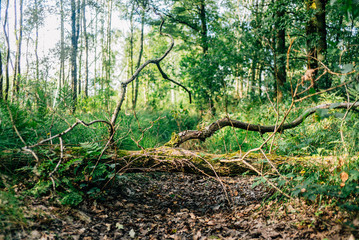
[0,94,358,227]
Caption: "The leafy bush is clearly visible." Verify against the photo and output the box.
[266,156,359,211]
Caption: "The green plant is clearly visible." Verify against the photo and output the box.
[268,156,359,211]
[0,191,26,231]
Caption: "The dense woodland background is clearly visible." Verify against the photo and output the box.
[1,0,359,237]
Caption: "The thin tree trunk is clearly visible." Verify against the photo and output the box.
[54,0,65,108]
[0,50,3,101]
[275,0,286,102]
[94,8,98,96]
[0,0,3,101]
[3,0,10,101]
[129,6,134,109]
[249,56,257,98]
[60,0,65,88]
[78,43,82,97]
[132,11,145,109]
[13,0,23,99]
[78,3,83,98]
[100,0,105,96]
[106,0,113,109]
[82,0,89,97]
[71,0,80,112]
[78,0,82,97]
[35,0,40,83]
[258,63,263,97]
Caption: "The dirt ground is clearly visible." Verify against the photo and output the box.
[5,172,358,240]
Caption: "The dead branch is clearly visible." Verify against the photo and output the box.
[110,11,191,128]
[26,119,113,148]
[167,102,359,147]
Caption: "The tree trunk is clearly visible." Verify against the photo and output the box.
[12,0,23,100]
[3,0,10,101]
[82,0,89,97]
[132,11,145,110]
[305,0,318,87]
[54,0,65,107]
[129,6,135,109]
[94,9,98,96]
[106,0,113,110]
[34,0,39,83]
[249,55,257,98]
[71,0,80,112]
[315,0,329,89]
[275,0,286,102]
[199,0,208,54]
[78,3,83,98]
[0,0,3,100]
[258,63,263,97]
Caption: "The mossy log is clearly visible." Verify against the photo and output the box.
[0,146,344,177]
[113,147,322,176]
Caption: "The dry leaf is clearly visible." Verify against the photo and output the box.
[116,223,124,230]
[129,229,136,238]
[348,234,355,240]
[301,188,306,193]
[340,171,349,183]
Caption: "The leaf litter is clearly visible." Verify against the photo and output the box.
[4,172,357,239]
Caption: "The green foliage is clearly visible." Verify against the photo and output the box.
[272,156,359,211]
[0,190,26,231]
[59,191,83,206]
[17,142,118,206]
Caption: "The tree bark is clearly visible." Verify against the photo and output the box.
[3,0,10,101]
[35,0,40,84]
[13,0,23,98]
[275,0,286,102]
[199,0,208,54]
[105,0,113,109]
[305,0,329,89]
[132,11,145,110]
[166,102,359,147]
[82,0,89,97]
[71,0,80,112]
[0,0,3,101]
[315,0,329,89]
[306,0,318,77]
[0,50,3,101]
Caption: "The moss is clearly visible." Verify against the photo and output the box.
[164,132,180,147]
[117,150,129,158]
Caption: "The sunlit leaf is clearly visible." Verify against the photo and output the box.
[340,171,349,183]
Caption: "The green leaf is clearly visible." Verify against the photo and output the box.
[342,64,353,74]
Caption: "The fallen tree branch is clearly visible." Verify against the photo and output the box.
[167,102,359,147]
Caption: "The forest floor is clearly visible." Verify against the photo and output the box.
[4,172,358,240]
